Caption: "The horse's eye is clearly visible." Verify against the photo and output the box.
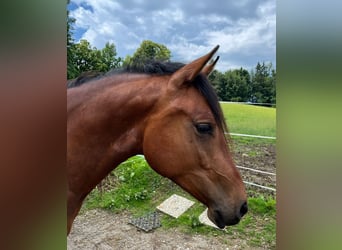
[195,123,213,135]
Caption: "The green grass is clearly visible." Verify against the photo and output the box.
[84,156,163,214]
[221,103,276,138]
[83,156,276,249]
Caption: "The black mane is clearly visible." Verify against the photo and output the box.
[67,71,104,88]
[123,61,185,75]
[67,61,185,89]
[67,61,227,132]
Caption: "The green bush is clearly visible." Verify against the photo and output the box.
[248,196,276,214]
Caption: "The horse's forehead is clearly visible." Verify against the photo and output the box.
[185,86,210,105]
[172,87,213,115]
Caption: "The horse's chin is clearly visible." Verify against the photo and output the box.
[207,207,240,229]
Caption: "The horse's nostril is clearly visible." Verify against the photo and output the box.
[240,201,248,217]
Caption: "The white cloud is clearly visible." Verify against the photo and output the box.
[164,1,275,70]
[197,14,233,25]
[167,37,210,62]
[153,9,184,23]
[204,2,275,55]
[69,0,276,70]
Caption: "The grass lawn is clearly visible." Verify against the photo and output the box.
[220,103,276,138]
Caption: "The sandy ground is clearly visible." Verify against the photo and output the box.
[67,209,257,250]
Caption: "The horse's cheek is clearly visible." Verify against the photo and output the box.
[143,127,179,177]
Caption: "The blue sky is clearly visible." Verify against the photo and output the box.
[68,0,275,71]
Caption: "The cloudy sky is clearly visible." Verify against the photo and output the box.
[68,0,275,71]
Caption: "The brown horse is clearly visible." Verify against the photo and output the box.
[67,46,247,234]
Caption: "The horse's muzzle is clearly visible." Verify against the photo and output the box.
[240,201,248,217]
[209,201,248,229]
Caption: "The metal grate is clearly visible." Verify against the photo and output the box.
[128,211,161,232]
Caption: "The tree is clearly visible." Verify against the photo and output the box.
[269,69,276,104]
[94,42,122,72]
[68,39,122,79]
[250,62,276,105]
[208,62,276,104]
[67,0,78,79]
[70,39,95,73]
[209,68,251,102]
[126,40,171,66]
[208,69,228,101]
[229,68,251,102]
[71,40,121,73]
[67,2,122,79]
[122,55,133,67]
[208,69,222,94]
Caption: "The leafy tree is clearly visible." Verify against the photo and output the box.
[67,2,121,79]
[269,69,276,104]
[208,69,227,101]
[70,40,121,74]
[94,42,122,72]
[67,0,78,79]
[71,39,94,73]
[68,39,122,79]
[67,6,74,49]
[209,68,251,102]
[208,69,222,94]
[229,68,251,102]
[126,40,171,66]
[122,55,133,67]
[250,62,276,105]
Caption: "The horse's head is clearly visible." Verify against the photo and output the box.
[143,46,247,228]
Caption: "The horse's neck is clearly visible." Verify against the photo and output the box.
[68,75,164,187]
[99,77,163,161]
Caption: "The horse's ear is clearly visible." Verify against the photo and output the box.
[201,56,220,76]
[170,45,219,88]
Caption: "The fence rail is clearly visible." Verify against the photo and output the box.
[220,101,276,106]
[227,132,276,140]
[135,155,276,193]
[237,165,276,176]
[231,133,276,192]
[243,181,276,192]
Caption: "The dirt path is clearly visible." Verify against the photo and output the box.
[67,209,259,250]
